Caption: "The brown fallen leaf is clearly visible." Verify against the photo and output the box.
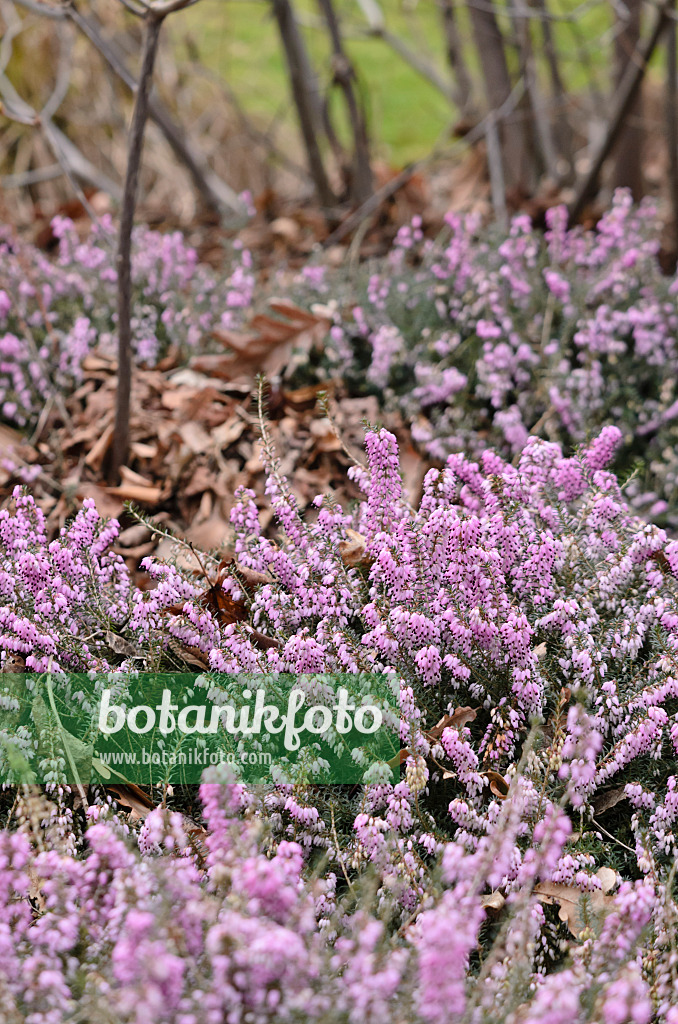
[106,483,162,505]
[84,423,114,471]
[119,465,155,488]
[481,891,506,915]
[534,867,616,937]
[105,631,141,659]
[199,569,249,628]
[167,637,211,671]
[81,353,116,373]
[482,769,510,800]
[106,783,156,821]
[209,301,329,380]
[184,514,231,552]
[427,706,477,742]
[591,787,627,815]
[387,748,410,770]
[231,561,273,591]
[338,528,370,568]
[212,418,247,449]
[117,524,152,548]
[27,867,47,913]
[130,441,158,460]
[177,422,212,455]
[284,382,334,411]
[76,483,124,520]
[247,627,281,652]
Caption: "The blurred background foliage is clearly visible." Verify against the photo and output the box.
[1,0,678,254]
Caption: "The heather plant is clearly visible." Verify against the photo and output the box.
[0,774,672,1024]
[4,424,678,1016]
[0,215,254,427]
[301,191,678,523]
[5,191,678,522]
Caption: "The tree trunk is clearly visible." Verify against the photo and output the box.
[612,0,644,198]
[271,0,336,208]
[111,15,163,482]
[438,0,474,118]
[317,0,372,204]
[465,0,533,193]
[666,1,678,266]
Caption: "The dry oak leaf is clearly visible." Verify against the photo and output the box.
[481,769,510,800]
[388,706,479,770]
[207,300,329,380]
[427,706,477,742]
[481,891,506,915]
[338,529,370,568]
[534,867,617,937]
[105,783,156,821]
[591,786,627,815]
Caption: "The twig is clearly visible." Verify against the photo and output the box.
[1,164,62,187]
[317,0,372,204]
[485,112,507,229]
[591,817,636,854]
[111,0,202,480]
[330,803,357,898]
[10,0,67,17]
[45,662,89,807]
[666,0,678,264]
[66,2,246,220]
[271,0,336,209]
[110,11,163,481]
[569,0,673,221]
[0,14,121,202]
[358,23,458,104]
[40,21,74,120]
[186,61,309,180]
[438,0,475,116]
[508,0,560,182]
[323,76,525,246]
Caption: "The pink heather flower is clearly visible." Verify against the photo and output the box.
[584,425,623,471]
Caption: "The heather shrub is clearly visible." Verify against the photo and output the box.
[303,191,678,522]
[0,215,254,427]
[3,425,678,1017]
[5,192,678,523]
[0,775,673,1024]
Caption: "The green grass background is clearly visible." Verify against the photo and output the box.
[170,1,627,167]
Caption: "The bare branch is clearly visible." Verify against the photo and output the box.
[569,0,673,221]
[111,13,163,481]
[111,0,205,479]
[148,0,199,15]
[438,0,475,117]
[2,163,62,187]
[317,0,372,204]
[508,0,559,181]
[323,77,525,246]
[11,0,67,19]
[666,0,678,265]
[466,0,533,190]
[0,3,121,201]
[116,0,149,17]
[40,21,74,121]
[485,113,507,229]
[356,23,458,104]
[271,0,336,209]
[0,0,24,74]
[67,3,246,219]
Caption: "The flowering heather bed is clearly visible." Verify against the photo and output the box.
[3,424,678,1020]
[298,190,678,524]
[0,214,254,427]
[6,190,678,526]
